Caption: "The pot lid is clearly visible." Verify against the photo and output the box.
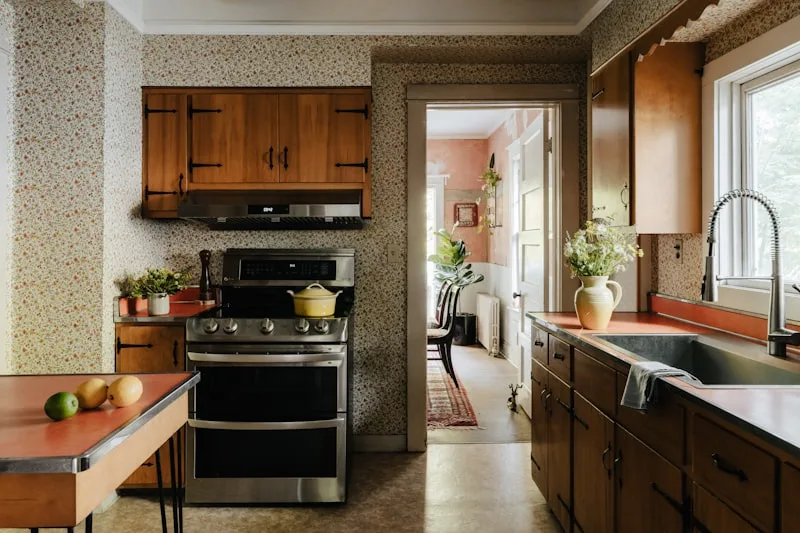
[293,283,338,298]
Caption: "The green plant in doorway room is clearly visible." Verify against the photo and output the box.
[427,224,485,288]
[477,152,501,234]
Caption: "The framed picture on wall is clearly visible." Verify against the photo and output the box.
[454,203,478,227]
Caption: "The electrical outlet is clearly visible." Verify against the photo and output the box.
[387,244,402,264]
[673,239,683,263]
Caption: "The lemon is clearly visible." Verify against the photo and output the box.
[75,378,108,409]
[44,392,79,421]
[108,376,143,407]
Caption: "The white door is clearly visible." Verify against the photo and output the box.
[426,176,446,319]
[513,110,553,417]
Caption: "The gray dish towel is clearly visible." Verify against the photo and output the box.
[621,361,701,411]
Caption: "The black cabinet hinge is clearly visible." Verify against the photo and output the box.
[144,105,177,119]
[335,158,368,172]
[189,107,222,116]
[189,159,222,171]
[335,105,368,119]
[116,337,153,353]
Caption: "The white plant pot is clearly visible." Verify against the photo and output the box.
[147,293,170,316]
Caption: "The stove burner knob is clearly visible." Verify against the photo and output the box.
[202,319,219,334]
[295,318,310,334]
[222,319,238,335]
[259,318,275,335]
[314,319,330,334]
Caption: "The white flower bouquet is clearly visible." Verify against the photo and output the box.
[564,220,644,278]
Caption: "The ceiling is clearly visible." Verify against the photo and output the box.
[107,0,612,35]
[427,109,516,139]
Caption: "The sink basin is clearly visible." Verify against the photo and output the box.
[592,334,800,387]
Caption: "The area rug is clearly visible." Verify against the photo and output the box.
[427,359,479,428]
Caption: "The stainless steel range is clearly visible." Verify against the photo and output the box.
[184,248,354,504]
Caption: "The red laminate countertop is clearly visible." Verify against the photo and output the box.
[119,302,216,320]
[0,373,196,471]
[529,312,800,460]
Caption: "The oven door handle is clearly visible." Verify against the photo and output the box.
[188,416,346,431]
[187,352,344,365]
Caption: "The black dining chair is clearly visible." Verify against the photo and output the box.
[426,285,462,388]
[428,280,452,328]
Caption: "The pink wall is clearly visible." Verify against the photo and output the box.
[486,109,542,266]
[427,139,488,263]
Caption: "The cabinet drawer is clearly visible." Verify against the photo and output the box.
[693,484,762,533]
[692,415,776,531]
[573,348,616,417]
[548,335,572,382]
[532,327,547,365]
[782,462,800,532]
[616,372,684,466]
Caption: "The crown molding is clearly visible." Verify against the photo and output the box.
[108,0,145,32]
[575,0,613,33]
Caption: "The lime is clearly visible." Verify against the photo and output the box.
[44,391,80,421]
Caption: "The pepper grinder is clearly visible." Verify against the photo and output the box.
[198,249,214,303]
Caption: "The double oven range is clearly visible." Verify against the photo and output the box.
[184,248,354,504]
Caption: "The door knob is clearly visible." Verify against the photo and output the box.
[513,292,521,299]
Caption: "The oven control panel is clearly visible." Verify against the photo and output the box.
[186,317,349,344]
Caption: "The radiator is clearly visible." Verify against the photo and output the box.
[476,292,501,356]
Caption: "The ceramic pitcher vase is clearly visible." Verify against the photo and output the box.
[574,276,622,330]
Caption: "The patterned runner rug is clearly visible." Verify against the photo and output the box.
[427,359,479,428]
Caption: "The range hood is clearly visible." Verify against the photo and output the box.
[177,190,365,230]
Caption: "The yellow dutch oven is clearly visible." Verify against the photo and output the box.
[286,283,343,317]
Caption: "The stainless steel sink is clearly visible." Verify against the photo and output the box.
[592,333,800,387]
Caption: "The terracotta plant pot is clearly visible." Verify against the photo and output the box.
[574,276,622,330]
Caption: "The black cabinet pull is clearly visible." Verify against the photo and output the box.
[335,105,368,119]
[534,340,544,347]
[711,453,748,482]
[651,483,683,514]
[553,352,566,361]
[591,88,606,101]
[693,517,712,533]
[531,453,541,471]
[573,411,589,430]
[178,173,184,196]
[144,186,177,199]
[143,461,154,467]
[144,105,177,119]
[601,444,611,477]
[189,107,222,116]
[556,398,571,414]
[189,159,222,171]
[531,374,542,387]
[620,182,629,209]
[172,340,178,367]
[116,337,153,353]
[282,147,289,170]
[335,158,369,172]
[268,147,274,170]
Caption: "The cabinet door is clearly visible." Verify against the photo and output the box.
[548,373,572,532]
[615,427,683,533]
[143,93,187,218]
[189,93,279,187]
[530,360,549,496]
[591,54,631,226]
[693,484,762,533]
[573,393,614,533]
[278,92,370,183]
[116,325,185,488]
[783,462,800,533]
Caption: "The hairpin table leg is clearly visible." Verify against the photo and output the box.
[85,512,93,533]
[169,436,179,533]
[155,448,168,533]
[177,431,183,533]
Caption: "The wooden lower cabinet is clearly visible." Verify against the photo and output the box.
[115,325,185,489]
[573,393,614,533]
[531,360,549,496]
[615,426,683,533]
[692,484,762,533]
[783,462,800,532]
[548,374,572,531]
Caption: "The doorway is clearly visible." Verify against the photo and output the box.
[407,85,581,452]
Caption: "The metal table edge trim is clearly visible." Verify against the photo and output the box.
[0,372,200,475]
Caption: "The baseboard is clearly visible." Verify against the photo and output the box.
[354,435,407,452]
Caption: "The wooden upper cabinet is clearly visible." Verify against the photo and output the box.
[633,42,704,234]
[591,54,631,227]
[278,92,370,184]
[189,93,280,187]
[143,93,187,218]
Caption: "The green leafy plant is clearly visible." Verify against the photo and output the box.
[477,152,501,234]
[135,267,191,297]
[564,220,644,278]
[427,224,485,288]
[115,274,143,299]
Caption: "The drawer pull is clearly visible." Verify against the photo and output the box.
[651,482,683,514]
[573,412,589,430]
[601,444,611,477]
[142,461,154,467]
[531,374,542,387]
[591,88,606,101]
[534,340,544,347]
[711,453,748,482]
[172,340,179,367]
[557,398,571,414]
[553,352,566,361]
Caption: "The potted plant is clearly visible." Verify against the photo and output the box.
[477,153,502,234]
[115,274,144,315]
[136,267,191,316]
[564,220,643,329]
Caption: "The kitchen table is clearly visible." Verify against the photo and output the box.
[0,372,199,531]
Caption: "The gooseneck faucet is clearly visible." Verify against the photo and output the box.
[702,189,800,357]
